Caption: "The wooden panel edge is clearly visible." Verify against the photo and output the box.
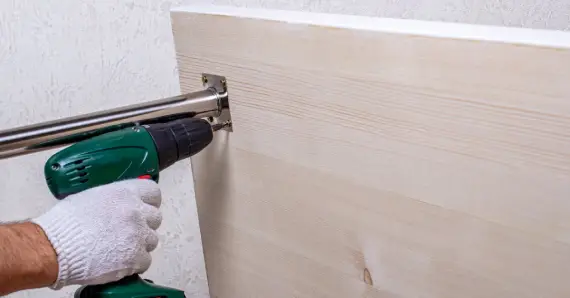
[171,5,570,49]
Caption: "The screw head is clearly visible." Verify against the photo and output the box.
[51,164,60,170]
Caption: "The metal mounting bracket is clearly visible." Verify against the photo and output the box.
[202,73,233,132]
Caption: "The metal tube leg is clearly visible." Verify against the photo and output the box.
[0,73,232,159]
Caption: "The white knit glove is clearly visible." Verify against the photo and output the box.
[31,179,162,289]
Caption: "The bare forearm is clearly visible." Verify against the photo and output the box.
[0,222,58,295]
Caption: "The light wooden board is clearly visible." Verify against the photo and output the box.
[172,5,570,298]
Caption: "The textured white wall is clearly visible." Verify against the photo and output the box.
[1,1,569,297]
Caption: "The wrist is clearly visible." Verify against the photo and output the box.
[32,208,91,289]
[20,222,59,285]
[0,222,58,295]
[12,222,59,287]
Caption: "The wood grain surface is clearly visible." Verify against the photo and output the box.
[172,6,570,298]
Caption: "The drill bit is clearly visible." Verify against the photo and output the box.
[211,121,232,132]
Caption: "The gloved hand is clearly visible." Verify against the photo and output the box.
[31,179,162,289]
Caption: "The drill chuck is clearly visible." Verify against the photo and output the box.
[144,118,214,171]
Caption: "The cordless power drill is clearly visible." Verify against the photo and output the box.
[43,117,228,298]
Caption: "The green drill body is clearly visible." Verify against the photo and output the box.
[44,118,216,298]
[44,126,160,199]
[74,275,185,298]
